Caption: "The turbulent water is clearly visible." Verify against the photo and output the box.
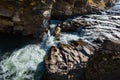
[0,1,120,80]
[114,0,120,10]
[75,15,120,43]
[0,24,80,80]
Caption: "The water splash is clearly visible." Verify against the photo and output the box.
[0,45,46,80]
[0,23,81,80]
[113,0,120,11]
[0,29,56,80]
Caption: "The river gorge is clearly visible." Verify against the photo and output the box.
[0,0,120,80]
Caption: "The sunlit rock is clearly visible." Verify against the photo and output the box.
[43,40,95,80]
[53,26,61,36]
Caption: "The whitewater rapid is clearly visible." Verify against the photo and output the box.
[0,1,120,80]
[0,24,80,80]
[1,14,120,80]
[0,16,120,80]
[113,0,120,10]
[0,45,46,80]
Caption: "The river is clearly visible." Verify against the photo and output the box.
[0,1,120,80]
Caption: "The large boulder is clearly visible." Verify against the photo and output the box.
[43,40,95,80]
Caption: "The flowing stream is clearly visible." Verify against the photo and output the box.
[113,0,120,10]
[0,24,80,80]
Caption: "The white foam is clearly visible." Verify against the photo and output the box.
[0,44,46,80]
[113,5,120,10]
[0,25,82,80]
[59,32,80,44]
[0,30,57,80]
[75,15,120,43]
[113,0,120,11]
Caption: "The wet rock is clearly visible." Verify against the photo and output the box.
[105,0,115,7]
[53,26,61,36]
[12,12,21,22]
[86,39,120,80]
[43,40,95,80]
[93,37,104,43]
[0,9,13,18]
[0,18,13,27]
[57,21,82,32]
[51,0,73,20]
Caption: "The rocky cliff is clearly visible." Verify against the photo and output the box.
[0,0,115,38]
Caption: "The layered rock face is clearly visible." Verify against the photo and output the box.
[0,0,115,37]
[43,40,95,80]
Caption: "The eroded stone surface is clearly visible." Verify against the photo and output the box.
[43,40,94,80]
[43,38,120,80]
